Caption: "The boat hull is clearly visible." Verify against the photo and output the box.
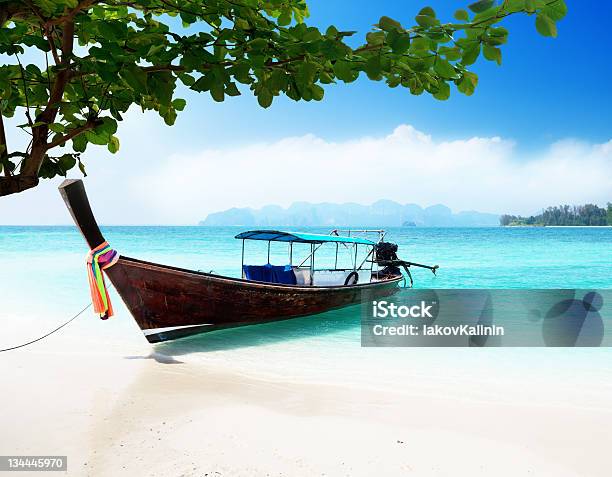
[107,256,402,342]
[58,179,403,343]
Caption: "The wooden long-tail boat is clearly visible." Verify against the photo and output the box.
[59,179,436,343]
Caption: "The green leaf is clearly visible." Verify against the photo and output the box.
[48,123,65,133]
[278,12,292,26]
[302,28,321,42]
[365,56,382,80]
[58,154,76,173]
[97,117,118,137]
[78,159,87,177]
[488,26,509,43]
[440,46,462,61]
[163,108,177,126]
[457,71,478,95]
[434,58,459,79]
[416,14,437,28]
[225,82,241,97]
[461,43,480,65]
[325,25,339,37]
[366,31,385,46]
[543,0,567,20]
[86,131,108,146]
[454,9,469,21]
[119,66,148,93]
[147,44,165,58]
[410,36,430,51]
[107,136,120,153]
[333,60,357,82]
[483,44,502,65]
[178,73,195,87]
[388,31,411,54]
[172,98,186,111]
[257,88,273,108]
[433,81,450,100]
[72,134,87,153]
[378,16,402,32]
[311,84,324,101]
[535,13,557,37]
[248,38,268,51]
[419,6,435,17]
[468,0,494,13]
[191,74,214,92]
[504,0,526,13]
[415,7,437,27]
[210,82,225,102]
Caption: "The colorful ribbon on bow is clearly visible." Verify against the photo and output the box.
[86,241,119,320]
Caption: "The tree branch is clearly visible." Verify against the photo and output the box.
[21,17,75,177]
[14,53,34,126]
[44,25,61,65]
[44,0,102,27]
[45,119,101,150]
[142,64,186,73]
[0,113,10,177]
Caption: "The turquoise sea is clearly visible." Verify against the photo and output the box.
[1,226,611,392]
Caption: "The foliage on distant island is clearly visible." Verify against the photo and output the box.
[0,0,567,196]
[500,203,612,226]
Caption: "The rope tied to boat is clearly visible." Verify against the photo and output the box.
[86,241,119,320]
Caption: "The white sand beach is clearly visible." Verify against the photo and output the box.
[2,345,611,477]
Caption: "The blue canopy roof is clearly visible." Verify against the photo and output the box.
[235,230,375,246]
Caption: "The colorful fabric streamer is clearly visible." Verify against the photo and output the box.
[86,241,119,320]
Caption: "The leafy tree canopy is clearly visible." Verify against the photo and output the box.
[0,0,567,196]
[501,203,611,227]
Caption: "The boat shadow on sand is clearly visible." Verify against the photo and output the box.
[148,305,362,358]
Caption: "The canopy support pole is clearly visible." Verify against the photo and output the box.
[310,243,314,280]
[335,243,338,269]
[298,242,322,268]
[357,247,374,271]
[241,239,245,278]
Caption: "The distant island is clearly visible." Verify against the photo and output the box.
[500,203,612,226]
[199,200,500,227]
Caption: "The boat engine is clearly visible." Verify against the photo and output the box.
[374,241,439,287]
[374,241,399,261]
[374,242,401,278]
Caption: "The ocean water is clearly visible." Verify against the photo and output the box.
[1,226,611,393]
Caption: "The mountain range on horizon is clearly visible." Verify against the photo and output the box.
[199,200,500,227]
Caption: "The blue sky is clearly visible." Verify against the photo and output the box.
[2,0,611,225]
[167,0,612,152]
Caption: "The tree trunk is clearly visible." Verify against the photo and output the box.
[0,18,76,197]
[0,112,8,177]
[0,175,39,196]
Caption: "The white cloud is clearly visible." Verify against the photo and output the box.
[1,124,611,224]
[137,125,612,223]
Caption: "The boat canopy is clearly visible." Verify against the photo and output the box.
[235,230,376,246]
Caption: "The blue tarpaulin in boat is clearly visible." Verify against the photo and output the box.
[243,264,297,285]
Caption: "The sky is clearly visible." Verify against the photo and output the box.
[1,0,611,225]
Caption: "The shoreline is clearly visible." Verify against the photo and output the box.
[2,348,611,477]
[503,224,612,227]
